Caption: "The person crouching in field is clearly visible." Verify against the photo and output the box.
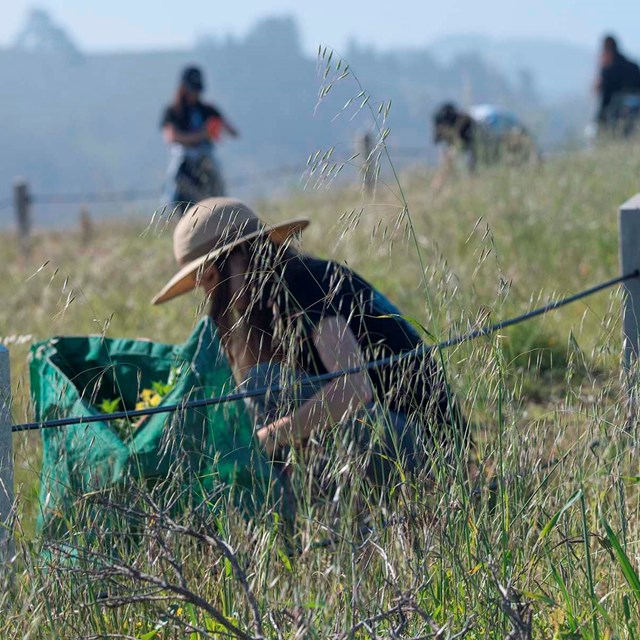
[152,197,467,491]
[431,102,539,191]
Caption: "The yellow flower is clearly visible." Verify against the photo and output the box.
[135,401,146,411]
[149,393,162,407]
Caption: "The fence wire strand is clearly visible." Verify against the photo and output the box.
[0,146,428,213]
[35,189,160,205]
[11,164,308,209]
[11,269,638,433]
[0,147,425,212]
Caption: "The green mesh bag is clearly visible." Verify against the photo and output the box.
[29,317,281,539]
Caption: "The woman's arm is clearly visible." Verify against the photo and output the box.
[256,314,373,456]
[162,123,209,146]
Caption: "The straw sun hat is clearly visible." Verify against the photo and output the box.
[151,197,310,305]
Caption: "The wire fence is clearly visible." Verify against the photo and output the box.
[0,143,435,216]
[227,164,307,188]
[0,162,325,215]
[384,145,432,158]
[29,164,310,208]
[35,188,160,206]
[0,144,565,221]
[11,269,638,433]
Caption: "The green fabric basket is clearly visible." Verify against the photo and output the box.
[29,318,280,539]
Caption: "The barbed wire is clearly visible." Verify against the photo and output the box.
[228,164,307,188]
[0,148,431,212]
[384,146,431,158]
[11,269,638,433]
[1,164,310,210]
[34,189,160,205]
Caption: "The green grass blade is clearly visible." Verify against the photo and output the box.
[537,489,583,542]
[601,513,640,605]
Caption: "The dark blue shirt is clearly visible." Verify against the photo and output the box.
[161,101,222,133]
[599,53,640,121]
[277,255,439,415]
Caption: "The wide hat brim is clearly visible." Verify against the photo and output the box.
[151,218,309,305]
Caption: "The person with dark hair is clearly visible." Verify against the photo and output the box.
[595,35,640,134]
[433,102,477,171]
[161,66,239,215]
[431,102,537,189]
[151,198,467,491]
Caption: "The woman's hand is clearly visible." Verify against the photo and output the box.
[257,416,293,458]
[257,316,373,459]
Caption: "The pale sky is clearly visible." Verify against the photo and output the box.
[1,1,639,53]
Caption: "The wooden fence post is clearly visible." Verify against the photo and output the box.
[356,132,375,195]
[619,194,640,369]
[13,178,31,258]
[0,345,13,558]
[79,207,93,245]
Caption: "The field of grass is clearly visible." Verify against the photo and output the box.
[2,140,640,638]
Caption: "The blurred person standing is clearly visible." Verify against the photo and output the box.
[161,66,239,215]
[595,35,640,136]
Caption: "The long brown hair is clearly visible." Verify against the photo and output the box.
[171,83,194,120]
[209,237,297,381]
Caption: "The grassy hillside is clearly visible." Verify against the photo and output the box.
[2,141,640,637]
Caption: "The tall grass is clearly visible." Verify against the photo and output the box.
[2,139,640,637]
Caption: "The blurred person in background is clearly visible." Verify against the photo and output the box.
[431,102,538,189]
[161,66,239,215]
[595,35,640,137]
[432,102,477,173]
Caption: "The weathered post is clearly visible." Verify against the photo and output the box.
[619,194,640,369]
[0,345,13,558]
[13,178,31,258]
[357,132,375,195]
[79,207,93,245]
